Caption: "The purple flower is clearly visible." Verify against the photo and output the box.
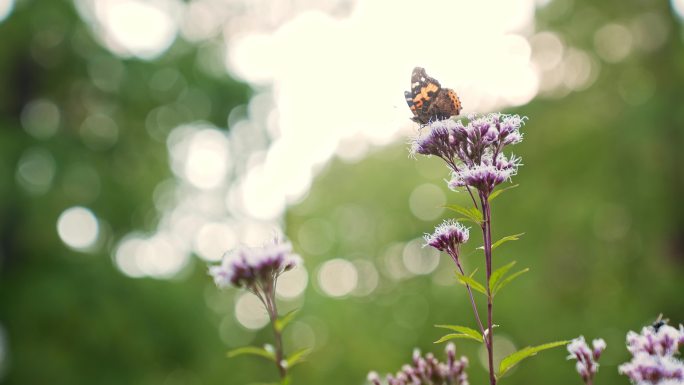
[411,113,526,196]
[567,336,605,384]
[209,237,301,290]
[497,114,525,145]
[368,372,382,385]
[626,324,683,357]
[424,219,470,255]
[619,354,684,384]
[410,120,461,165]
[368,343,469,385]
[619,321,684,385]
[447,154,520,195]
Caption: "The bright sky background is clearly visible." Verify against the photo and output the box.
[69,0,587,284]
[48,0,672,326]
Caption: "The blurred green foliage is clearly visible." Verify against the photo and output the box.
[1,0,684,385]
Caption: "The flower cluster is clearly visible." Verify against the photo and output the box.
[567,336,606,384]
[411,113,525,196]
[209,237,301,291]
[424,219,470,256]
[368,343,469,385]
[209,236,302,381]
[619,321,684,385]
[448,153,521,194]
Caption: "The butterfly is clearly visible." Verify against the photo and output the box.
[404,67,462,125]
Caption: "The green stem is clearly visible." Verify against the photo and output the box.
[266,283,287,380]
[254,279,287,380]
[450,251,486,338]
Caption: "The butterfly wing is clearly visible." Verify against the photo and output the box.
[411,67,441,117]
[405,67,442,124]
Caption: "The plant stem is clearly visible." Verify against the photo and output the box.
[481,193,496,385]
[256,279,287,381]
[466,186,479,210]
[450,252,486,337]
[267,286,287,380]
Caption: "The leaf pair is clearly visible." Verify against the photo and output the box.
[488,184,519,202]
[275,309,299,332]
[433,324,483,343]
[445,204,483,225]
[498,341,568,377]
[489,261,529,297]
[455,270,487,295]
[227,346,312,369]
[455,261,527,298]
[227,309,310,369]
[433,326,568,378]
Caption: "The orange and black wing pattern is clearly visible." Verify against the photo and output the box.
[404,67,462,125]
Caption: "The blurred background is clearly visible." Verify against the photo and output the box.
[1,0,683,384]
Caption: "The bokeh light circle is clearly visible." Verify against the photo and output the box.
[168,124,232,190]
[409,184,446,221]
[20,99,60,139]
[57,206,99,250]
[15,147,56,195]
[317,259,358,298]
[234,292,269,329]
[114,233,189,279]
[96,0,179,60]
[193,222,237,262]
[402,238,440,275]
[276,265,309,299]
[0,0,14,23]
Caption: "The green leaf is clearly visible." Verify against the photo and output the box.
[493,268,530,296]
[498,341,569,377]
[275,309,299,332]
[435,324,483,342]
[455,271,487,295]
[285,347,312,368]
[434,333,482,343]
[227,346,276,361]
[489,261,517,293]
[488,184,519,202]
[453,217,481,226]
[491,233,525,250]
[444,204,483,224]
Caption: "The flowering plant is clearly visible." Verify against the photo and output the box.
[619,320,684,385]
[204,73,681,385]
[209,237,308,384]
[368,343,469,385]
[393,113,567,385]
[567,336,607,385]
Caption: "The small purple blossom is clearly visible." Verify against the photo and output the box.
[497,114,525,145]
[619,320,684,385]
[209,237,301,290]
[411,120,460,163]
[447,154,521,195]
[619,354,684,384]
[626,324,684,357]
[368,343,469,385]
[209,236,302,380]
[568,336,606,384]
[424,219,470,255]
